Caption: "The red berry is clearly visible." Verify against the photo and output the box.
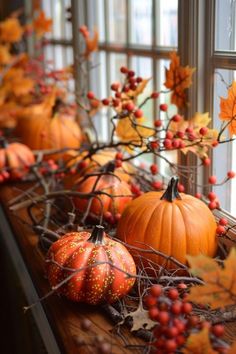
[158,311,170,325]
[112,99,120,107]
[227,171,235,178]
[177,131,185,139]
[102,98,110,105]
[0,175,4,183]
[174,320,186,333]
[208,191,217,201]
[150,164,158,175]
[131,184,140,194]
[166,131,173,139]
[212,141,219,147]
[177,283,187,290]
[2,171,10,179]
[150,141,159,149]
[115,92,121,98]
[166,327,179,338]
[195,192,202,199]
[152,181,162,190]
[78,161,88,169]
[199,127,208,135]
[185,127,193,134]
[136,77,143,83]
[126,102,135,112]
[87,91,95,99]
[203,157,211,166]
[165,339,177,352]
[150,284,162,297]
[123,86,129,93]
[216,225,225,235]
[208,201,217,210]
[104,211,112,220]
[111,83,119,91]
[219,217,228,226]
[148,307,159,320]
[168,288,179,300]
[160,103,168,112]
[164,139,172,149]
[151,91,159,99]
[208,175,217,184]
[90,100,100,108]
[145,295,157,308]
[127,70,135,77]
[212,324,225,337]
[154,120,162,128]
[172,139,180,148]
[115,152,123,160]
[188,133,197,141]
[129,77,136,85]
[181,302,192,314]
[178,184,185,192]
[115,160,122,168]
[179,141,186,148]
[129,83,137,91]
[120,66,128,74]
[134,109,143,118]
[172,114,182,122]
[176,335,186,346]
[171,301,182,315]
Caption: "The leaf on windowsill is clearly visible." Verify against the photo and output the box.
[219,81,236,136]
[182,328,217,354]
[186,248,236,309]
[164,52,195,109]
[119,302,156,332]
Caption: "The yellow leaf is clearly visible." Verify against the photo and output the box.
[164,52,195,109]
[187,248,236,309]
[0,44,12,65]
[219,81,236,136]
[183,328,217,354]
[84,28,99,58]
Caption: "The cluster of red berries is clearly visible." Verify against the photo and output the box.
[69,160,88,175]
[216,217,228,235]
[103,211,122,225]
[145,284,228,354]
[39,159,64,179]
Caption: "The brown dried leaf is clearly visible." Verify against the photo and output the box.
[119,303,156,332]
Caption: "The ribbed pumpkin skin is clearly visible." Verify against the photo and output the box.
[0,142,35,179]
[17,112,82,152]
[46,231,136,304]
[74,175,132,216]
[117,191,217,268]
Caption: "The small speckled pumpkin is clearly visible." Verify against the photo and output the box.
[46,225,136,305]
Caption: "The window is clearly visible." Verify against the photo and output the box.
[204,0,236,216]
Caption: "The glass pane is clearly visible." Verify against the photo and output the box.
[107,0,127,43]
[215,0,236,51]
[109,53,127,83]
[156,0,178,47]
[130,0,152,46]
[97,0,105,42]
[212,69,236,216]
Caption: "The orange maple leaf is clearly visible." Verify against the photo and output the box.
[183,328,217,354]
[0,18,23,43]
[84,28,99,58]
[164,52,195,109]
[11,77,35,97]
[0,44,12,65]
[219,81,236,136]
[33,11,52,37]
[186,248,236,309]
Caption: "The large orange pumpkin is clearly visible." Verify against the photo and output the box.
[46,225,136,305]
[74,163,133,218]
[0,139,35,179]
[117,176,217,269]
[16,91,82,156]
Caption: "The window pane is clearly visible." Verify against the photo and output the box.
[109,53,127,83]
[215,0,236,51]
[107,0,127,43]
[212,69,236,216]
[130,0,152,46]
[97,0,105,42]
[156,0,178,47]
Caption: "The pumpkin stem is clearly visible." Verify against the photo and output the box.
[160,176,182,202]
[0,137,8,149]
[88,225,105,245]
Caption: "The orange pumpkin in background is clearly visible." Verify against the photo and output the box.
[0,138,35,180]
[46,225,136,305]
[117,176,217,270]
[73,162,133,219]
[16,89,83,159]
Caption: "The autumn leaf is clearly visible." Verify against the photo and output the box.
[0,44,11,65]
[228,342,236,354]
[84,28,99,58]
[11,77,35,97]
[219,81,236,136]
[116,116,155,149]
[119,302,156,332]
[33,11,52,37]
[0,18,23,43]
[186,248,236,309]
[164,52,195,109]
[183,328,217,354]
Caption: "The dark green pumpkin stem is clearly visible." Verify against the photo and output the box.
[160,176,182,202]
[0,137,8,149]
[88,225,105,245]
